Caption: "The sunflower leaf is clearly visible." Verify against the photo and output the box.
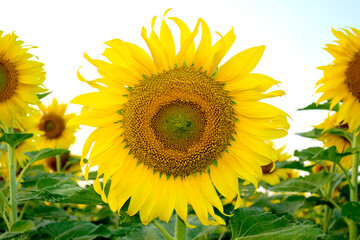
[267,171,337,193]
[37,91,52,100]
[230,207,324,240]
[0,220,35,240]
[296,128,323,139]
[297,101,339,111]
[341,202,360,223]
[0,132,33,148]
[324,128,353,142]
[275,161,313,172]
[294,147,323,161]
[37,221,120,240]
[24,148,69,164]
[57,185,104,205]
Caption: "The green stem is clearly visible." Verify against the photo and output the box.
[349,132,360,240]
[0,191,11,208]
[152,220,174,240]
[56,154,62,173]
[1,212,11,231]
[16,159,32,186]
[175,213,186,240]
[322,164,336,234]
[8,130,18,225]
[18,201,29,221]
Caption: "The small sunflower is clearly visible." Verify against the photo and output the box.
[261,143,297,185]
[70,11,289,226]
[0,114,40,169]
[0,31,46,128]
[314,112,352,169]
[316,27,360,132]
[36,98,78,149]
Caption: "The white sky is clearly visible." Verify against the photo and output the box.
[1,0,360,156]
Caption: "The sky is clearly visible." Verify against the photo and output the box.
[1,0,360,156]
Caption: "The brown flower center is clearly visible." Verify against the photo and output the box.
[261,162,274,174]
[39,114,65,139]
[0,60,18,102]
[123,66,235,176]
[346,53,360,100]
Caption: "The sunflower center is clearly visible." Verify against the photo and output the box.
[346,53,360,100]
[261,162,274,174]
[0,60,18,102]
[123,66,235,176]
[39,114,65,139]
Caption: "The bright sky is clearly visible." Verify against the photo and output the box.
[1,0,360,156]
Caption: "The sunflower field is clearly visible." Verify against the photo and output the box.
[0,1,360,240]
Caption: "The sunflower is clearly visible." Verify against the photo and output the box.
[0,31,46,128]
[70,11,289,226]
[0,114,40,169]
[260,143,297,185]
[314,112,352,169]
[36,98,78,149]
[316,27,360,132]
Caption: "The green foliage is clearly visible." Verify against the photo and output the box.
[37,91,52,100]
[296,128,323,139]
[24,148,69,164]
[0,131,33,148]
[268,171,337,193]
[297,101,339,111]
[230,207,324,240]
[0,220,34,239]
[294,146,351,165]
[341,202,360,223]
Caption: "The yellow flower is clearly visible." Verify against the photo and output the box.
[0,31,46,128]
[261,143,297,185]
[314,112,352,169]
[316,28,360,132]
[0,114,40,169]
[36,98,78,149]
[70,11,289,226]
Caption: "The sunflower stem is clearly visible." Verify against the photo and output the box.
[8,126,18,225]
[322,164,336,234]
[56,154,62,173]
[175,213,186,240]
[349,132,360,240]
[152,219,174,240]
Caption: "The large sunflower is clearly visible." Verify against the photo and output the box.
[70,12,289,226]
[314,112,352,169]
[36,98,78,149]
[316,27,360,132]
[0,31,46,128]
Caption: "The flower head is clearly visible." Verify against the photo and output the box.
[36,98,78,149]
[316,28,360,132]
[71,12,289,226]
[0,31,46,128]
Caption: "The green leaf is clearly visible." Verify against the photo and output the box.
[324,128,353,142]
[37,91,52,100]
[24,148,69,164]
[268,171,337,193]
[38,221,114,240]
[298,101,339,111]
[0,132,33,148]
[296,128,323,139]
[294,147,323,161]
[57,185,104,205]
[294,146,350,165]
[275,161,313,172]
[10,220,34,232]
[341,201,360,223]
[230,207,324,240]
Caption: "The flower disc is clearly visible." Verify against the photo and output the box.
[123,66,234,176]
